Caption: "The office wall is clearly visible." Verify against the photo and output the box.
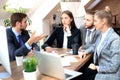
[0,19,5,26]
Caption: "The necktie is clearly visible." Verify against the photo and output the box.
[86,30,91,44]
[18,35,24,46]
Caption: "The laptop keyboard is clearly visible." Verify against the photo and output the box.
[65,73,72,78]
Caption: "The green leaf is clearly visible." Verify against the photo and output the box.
[23,56,38,72]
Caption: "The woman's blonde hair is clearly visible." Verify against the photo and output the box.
[94,6,112,25]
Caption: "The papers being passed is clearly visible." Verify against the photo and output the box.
[61,55,78,67]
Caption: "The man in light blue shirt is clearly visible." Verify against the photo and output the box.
[6,13,45,61]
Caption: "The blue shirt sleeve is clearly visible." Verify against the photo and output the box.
[25,42,32,50]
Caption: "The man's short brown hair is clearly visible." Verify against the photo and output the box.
[10,13,27,27]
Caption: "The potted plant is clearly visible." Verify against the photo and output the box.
[4,18,11,27]
[23,54,38,80]
[3,4,32,27]
[4,17,32,28]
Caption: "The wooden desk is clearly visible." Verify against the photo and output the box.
[0,48,92,80]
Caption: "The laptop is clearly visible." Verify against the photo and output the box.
[35,52,82,80]
[0,26,11,78]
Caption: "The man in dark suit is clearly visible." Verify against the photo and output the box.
[6,13,45,61]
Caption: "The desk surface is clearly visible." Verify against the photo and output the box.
[0,48,92,80]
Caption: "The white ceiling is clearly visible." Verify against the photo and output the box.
[0,0,44,20]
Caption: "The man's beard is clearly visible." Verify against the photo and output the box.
[87,24,94,29]
[20,25,26,32]
[20,27,25,32]
[20,28,26,32]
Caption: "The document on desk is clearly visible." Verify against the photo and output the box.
[61,56,78,67]
[61,58,71,67]
[64,56,78,62]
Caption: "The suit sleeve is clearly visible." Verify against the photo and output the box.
[6,29,30,61]
[73,29,82,47]
[85,33,101,54]
[7,36,30,61]
[69,29,82,55]
[41,28,58,50]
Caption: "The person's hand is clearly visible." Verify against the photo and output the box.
[28,50,34,57]
[78,51,87,59]
[30,31,45,42]
[66,26,70,32]
[64,26,71,36]
[64,25,70,32]
[88,63,97,70]
[45,46,53,53]
[27,31,45,45]
[79,46,83,50]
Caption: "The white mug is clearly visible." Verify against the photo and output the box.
[15,56,23,66]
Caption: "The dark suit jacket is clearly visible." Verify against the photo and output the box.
[42,26,82,54]
[79,25,100,49]
[6,27,40,61]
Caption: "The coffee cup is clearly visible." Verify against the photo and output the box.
[15,56,23,66]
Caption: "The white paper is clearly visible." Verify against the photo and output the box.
[61,58,71,67]
[64,56,78,62]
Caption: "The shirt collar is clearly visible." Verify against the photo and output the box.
[12,28,20,37]
[87,27,95,32]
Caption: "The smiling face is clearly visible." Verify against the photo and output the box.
[84,14,94,29]
[61,13,72,28]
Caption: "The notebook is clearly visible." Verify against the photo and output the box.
[35,52,82,80]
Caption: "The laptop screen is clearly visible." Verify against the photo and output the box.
[0,26,11,78]
[35,52,82,80]
[36,52,65,79]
